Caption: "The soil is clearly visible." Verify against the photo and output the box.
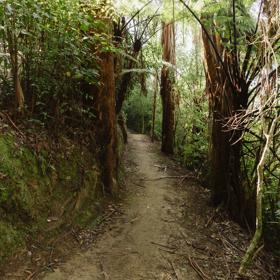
[3,133,279,279]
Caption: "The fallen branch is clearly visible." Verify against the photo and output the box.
[150,241,177,251]
[154,164,167,171]
[165,257,180,280]
[158,247,177,254]
[171,261,180,280]
[25,271,37,280]
[99,260,110,280]
[144,175,196,181]
[188,256,210,280]
[132,181,146,188]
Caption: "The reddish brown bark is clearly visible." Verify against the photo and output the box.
[95,51,118,195]
[160,22,176,154]
[202,30,255,226]
[151,72,158,142]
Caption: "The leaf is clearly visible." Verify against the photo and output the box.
[20,30,32,36]
[6,4,13,14]
[80,22,90,32]
[32,13,41,19]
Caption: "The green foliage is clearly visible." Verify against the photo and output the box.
[0,221,23,262]
[124,85,162,136]
[176,100,208,170]
[242,123,280,244]
[0,133,41,216]
[0,0,114,129]
[173,22,208,171]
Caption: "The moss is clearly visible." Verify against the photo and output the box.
[117,125,125,159]
[0,222,23,262]
[0,133,50,220]
[0,132,101,266]
[73,168,101,227]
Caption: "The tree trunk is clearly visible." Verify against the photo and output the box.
[160,22,176,154]
[96,51,118,195]
[118,112,128,144]
[151,72,158,142]
[202,29,254,227]
[6,27,25,111]
[93,21,118,195]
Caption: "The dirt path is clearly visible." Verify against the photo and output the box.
[41,133,275,280]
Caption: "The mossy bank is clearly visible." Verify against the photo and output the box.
[0,130,101,264]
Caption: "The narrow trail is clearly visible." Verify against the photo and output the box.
[42,133,268,280]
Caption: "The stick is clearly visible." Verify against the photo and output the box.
[154,164,167,171]
[99,260,110,280]
[165,257,180,280]
[205,213,216,228]
[144,175,196,181]
[188,256,210,280]
[150,241,177,251]
[0,112,25,137]
[25,271,37,280]
[132,181,146,188]
[171,261,180,280]
[179,229,212,255]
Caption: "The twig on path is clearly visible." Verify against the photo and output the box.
[25,271,37,280]
[171,261,180,280]
[205,206,223,228]
[99,260,110,280]
[253,244,264,261]
[219,232,245,253]
[158,247,177,254]
[98,209,117,225]
[161,218,176,223]
[179,229,213,256]
[188,256,210,280]
[165,257,180,280]
[151,241,177,251]
[159,247,209,261]
[132,181,146,188]
[144,175,196,181]
[154,164,167,172]
[205,214,215,228]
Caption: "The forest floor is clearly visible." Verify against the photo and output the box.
[3,133,279,279]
